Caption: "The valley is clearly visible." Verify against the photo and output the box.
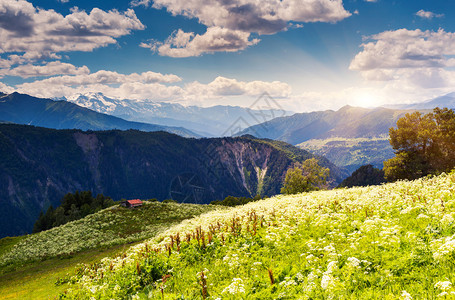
[0,123,345,238]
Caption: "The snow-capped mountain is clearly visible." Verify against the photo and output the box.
[59,93,290,137]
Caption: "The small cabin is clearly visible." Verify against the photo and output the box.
[121,199,143,208]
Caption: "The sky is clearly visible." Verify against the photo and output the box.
[1,0,455,112]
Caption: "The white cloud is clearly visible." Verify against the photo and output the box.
[137,0,350,57]
[416,10,444,19]
[0,81,14,94]
[0,0,144,57]
[15,70,181,86]
[12,69,183,100]
[135,0,350,35]
[350,29,455,72]
[141,27,260,57]
[0,61,90,78]
[348,28,455,107]
[10,71,291,107]
[185,76,292,99]
[15,81,185,101]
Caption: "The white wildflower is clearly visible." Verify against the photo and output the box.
[295,272,305,283]
[347,257,361,269]
[416,213,430,219]
[222,278,245,295]
[326,260,338,273]
[401,290,412,300]
[435,281,452,291]
[441,214,454,228]
[321,273,332,290]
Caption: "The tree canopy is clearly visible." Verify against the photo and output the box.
[281,158,329,195]
[33,191,114,233]
[384,108,455,181]
[338,164,386,188]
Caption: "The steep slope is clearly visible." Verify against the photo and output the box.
[0,92,198,137]
[62,92,290,137]
[0,124,345,238]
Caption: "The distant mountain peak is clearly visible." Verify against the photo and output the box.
[383,92,455,110]
[0,92,199,138]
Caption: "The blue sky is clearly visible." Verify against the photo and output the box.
[1,0,455,111]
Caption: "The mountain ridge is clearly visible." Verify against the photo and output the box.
[236,105,435,172]
[0,92,198,137]
[0,123,347,238]
[59,92,291,137]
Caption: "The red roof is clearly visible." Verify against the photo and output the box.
[127,199,142,205]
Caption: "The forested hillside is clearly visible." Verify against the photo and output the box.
[0,124,346,237]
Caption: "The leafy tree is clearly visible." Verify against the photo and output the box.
[281,158,329,195]
[210,195,262,207]
[338,164,386,188]
[33,191,115,233]
[384,108,455,181]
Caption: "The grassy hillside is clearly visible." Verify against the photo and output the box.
[0,202,221,269]
[0,202,221,299]
[57,172,455,299]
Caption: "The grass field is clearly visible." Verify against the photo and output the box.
[0,201,223,299]
[0,244,133,299]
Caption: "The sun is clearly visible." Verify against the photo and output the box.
[352,92,382,108]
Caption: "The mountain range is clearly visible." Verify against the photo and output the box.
[58,92,290,137]
[0,92,198,137]
[385,92,455,110]
[237,105,430,143]
[237,105,435,172]
[0,124,347,238]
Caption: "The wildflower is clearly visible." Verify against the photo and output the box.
[441,214,454,228]
[416,214,430,219]
[401,290,412,300]
[435,281,452,291]
[321,274,332,290]
[279,277,297,288]
[347,257,361,268]
[222,278,245,295]
[326,260,338,273]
